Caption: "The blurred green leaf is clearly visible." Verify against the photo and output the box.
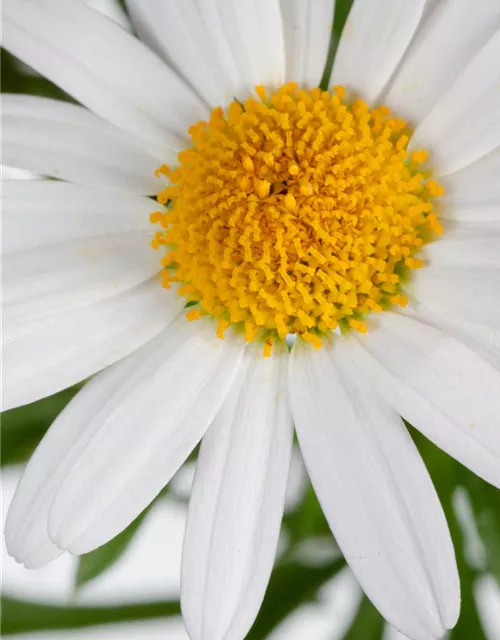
[75,509,149,589]
[465,475,500,588]
[1,49,74,102]
[342,596,384,640]
[248,558,345,639]
[1,596,180,635]
[283,483,331,542]
[1,385,82,467]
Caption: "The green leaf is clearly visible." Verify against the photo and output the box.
[247,558,345,639]
[464,475,500,587]
[283,483,332,543]
[1,385,82,467]
[0,596,180,635]
[342,596,384,640]
[319,0,354,90]
[75,509,149,589]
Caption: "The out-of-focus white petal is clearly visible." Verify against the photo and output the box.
[331,0,426,104]
[182,344,292,640]
[125,0,239,106]
[46,318,243,555]
[1,279,184,411]
[2,0,208,154]
[194,0,286,98]
[442,147,500,207]
[289,339,459,639]
[420,234,500,269]
[349,313,500,488]
[410,266,500,330]
[385,0,500,123]
[280,0,335,88]
[410,31,500,176]
[1,95,166,192]
[2,181,160,254]
[3,232,159,324]
[402,302,500,374]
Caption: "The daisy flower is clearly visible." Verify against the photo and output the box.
[2,0,500,638]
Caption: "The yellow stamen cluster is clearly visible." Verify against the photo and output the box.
[151,84,443,350]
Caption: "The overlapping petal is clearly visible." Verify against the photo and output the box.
[5,318,243,565]
[2,0,208,154]
[348,313,500,488]
[385,0,500,123]
[2,95,166,192]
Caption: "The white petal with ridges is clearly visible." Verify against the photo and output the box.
[385,0,500,123]
[410,31,500,176]
[1,279,184,411]
[349,313,500,488]
[2,180,162,254]
[280,0,335,88]
[125,0,240,107]
[182,344,292,640]
[289,339,459,639]
[2,95,166,192]
[3,232,159,323]
[331,0,426,104]
[47,318,243,554]
[2,0,208,153]
[196,0,286,98]
[442,147,500,207]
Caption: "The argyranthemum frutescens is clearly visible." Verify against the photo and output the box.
[2,1,500,639]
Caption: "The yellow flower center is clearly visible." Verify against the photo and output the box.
[150,83,443,354]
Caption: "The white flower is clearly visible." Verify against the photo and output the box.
[2,1,500,639]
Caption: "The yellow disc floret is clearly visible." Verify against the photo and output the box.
[151,83,443,351]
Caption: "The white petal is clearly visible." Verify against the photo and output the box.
[2,95,166,192]
[3,232,160,323]
[440,206,500,225]
[330,0,426,104]
[47,318,243,555]
[181,344,293,640]
[194,0,286,98]
[442,147,500,207]
[385,0,500,123]
[410,31,500,176]
[280,0,335,88]
[2,279,184,411]
[289,339,459,639]
[350,312,500,488]
[2,180,161,254]
[410,266,500,329]
[125,0,239,107]
[421,234,500,269]
[2,0,208,153]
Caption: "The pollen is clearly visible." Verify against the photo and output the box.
[151,83,443,352]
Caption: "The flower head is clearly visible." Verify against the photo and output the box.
[2,1,500,639]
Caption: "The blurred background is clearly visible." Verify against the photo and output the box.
[2,1,500,638]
